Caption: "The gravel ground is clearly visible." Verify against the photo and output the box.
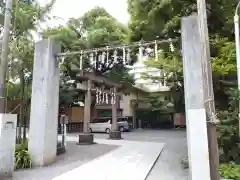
[8,143,118,180]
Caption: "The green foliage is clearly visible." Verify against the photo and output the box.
[217,88,240,163]
[211,39,236,76]
[219,163,240,180]
[59,75,78,106]
[142,43,184,113]
[44,7,134,105]
[144,93,174,112]
[15,142,32,169]
[127,0,237,41]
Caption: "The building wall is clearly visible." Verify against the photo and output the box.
[70,107,84,122]
[121,94,134,116]
[121,91,148,117]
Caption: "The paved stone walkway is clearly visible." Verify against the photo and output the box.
[88,129,189,180]
[9,143,118,180]
[9,130,187,180]
[53,139,164,180]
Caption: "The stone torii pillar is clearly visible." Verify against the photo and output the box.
[109,87,122,139]
[77,79,94,145]
[28,39,61,166]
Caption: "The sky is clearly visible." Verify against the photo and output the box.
[38,0,130,27]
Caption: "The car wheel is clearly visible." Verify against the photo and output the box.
[120,126,124,132]
[105,128,110,134]
[89,128,92,133]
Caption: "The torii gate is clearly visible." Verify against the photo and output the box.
[73,70,123,144]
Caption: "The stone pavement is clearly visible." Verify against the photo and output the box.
[9,129,188,180]
[8,143,118,180]
[53,139,164,180]
[83,129,189,180]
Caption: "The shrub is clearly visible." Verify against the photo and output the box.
[219,163,240,180]
[217,110,240,163]
[217,88,240,164]
[15,141,32,169]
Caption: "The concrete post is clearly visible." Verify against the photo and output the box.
[181,15,211,180]
[109,87,122,139]
[0,114,17,179]
[28,39,61,166]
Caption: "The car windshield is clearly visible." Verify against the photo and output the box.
[117,118,127,122]
[92,118,110,123]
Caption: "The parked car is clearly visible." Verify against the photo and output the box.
[117,117,130,132]
[89,117,130,133]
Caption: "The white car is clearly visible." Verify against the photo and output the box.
[89,117,129,133]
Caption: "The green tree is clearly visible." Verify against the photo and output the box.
[4,0,56,140]
[143,42,184,113]
[127,0,237,41]
[44,7,134,107]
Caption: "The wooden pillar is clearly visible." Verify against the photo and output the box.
[83,80,91,133]
[111,87,118,131]
[132,106,137,129]
[78,79,94,145]
[109,86,122,139]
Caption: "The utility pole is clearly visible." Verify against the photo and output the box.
[196,0,220,179]
[0,0,13,113]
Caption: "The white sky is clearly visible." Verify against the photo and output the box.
[38,0,130,27]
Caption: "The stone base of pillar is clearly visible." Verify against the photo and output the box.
[77,133,95,145]
[109,131,122,140]
[0,173,12,180]
[56,142,66,155]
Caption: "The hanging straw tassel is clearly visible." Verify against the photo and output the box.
[79,50,83,70]
[169,38,175,52]
[89,52,94,66]
[154,40,158,61]
[105,92,109,104]
[94,51,98,69]
[122,46,126,65]
[106,46,109,67]
[96,88,99,104]
[113,49,118,63]
[138,43,143,62]
[126,48,131,64]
